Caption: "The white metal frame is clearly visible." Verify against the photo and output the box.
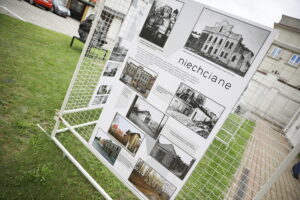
[49,1,114,199]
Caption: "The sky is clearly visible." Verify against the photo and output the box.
[195,0,300,28]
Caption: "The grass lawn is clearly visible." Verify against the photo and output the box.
[0,14,255,200]
[0,14,133,200]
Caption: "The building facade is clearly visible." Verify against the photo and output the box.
[99,138,121,159]
[240,15,300,140]
[121,61,156,93]
[187,20,253,74]
[151,142,194,179]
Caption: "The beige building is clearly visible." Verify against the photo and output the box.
[240,15,300,142]
[260,15,300,85]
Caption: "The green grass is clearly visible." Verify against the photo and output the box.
[178,114,255,199]
[0,14,255,200]
[0,14,133,200]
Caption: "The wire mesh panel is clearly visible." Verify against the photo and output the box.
[177,112,300,200]
[65,1,132,111]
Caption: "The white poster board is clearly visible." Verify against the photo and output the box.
[89,0,276,199]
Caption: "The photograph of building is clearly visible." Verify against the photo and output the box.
[128,159,176,200]
[120,58,157,98]
[126,95,168,139]
[91,95,108,105]
[185,8,270,77]
[103,61,120,77]
[139,0,183,48]
[109,37,129,62]
[91,84,111,106]
[97,85,112,95]
[108,113,144,155]
[92,130,121,165]
[166,83,224,139]
[150,136,195,180]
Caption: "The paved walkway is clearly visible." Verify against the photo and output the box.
[225,116,300,200]
[0,0,79,36]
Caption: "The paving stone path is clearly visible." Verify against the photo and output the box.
[225,116,300,200]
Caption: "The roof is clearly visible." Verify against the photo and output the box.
[159,143,177,156]
[136,110,151,116]
[274,15,300,33]
[126,131,141,138]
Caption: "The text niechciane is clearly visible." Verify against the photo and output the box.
[178,58,232,90]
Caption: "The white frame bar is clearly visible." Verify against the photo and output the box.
[48,0,113,199]
[56,120,98,134]
[51,0,106,138]
[52,136,113,200]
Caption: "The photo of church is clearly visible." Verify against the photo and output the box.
[185,8,270,77]
[139,0,183,48]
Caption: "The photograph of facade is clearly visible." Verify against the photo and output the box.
[150,136,195,180]
[109,37,129,62]
[239,15,300,133]
[185,9,270,77]
[91,84,111,106]
[126,96,168,139]
[91,95,108,105]
[108,113,144,155]
[128,159,176,200]
[92,130,121,165]
[139,0,183,48]
[166,83,224,139]
[120,58,157,98]
[97,85,112,95]
[103,61,120,77]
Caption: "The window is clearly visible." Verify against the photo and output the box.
[225,41,230,48]
[224,53,228,59]
[204,45,208,50]
[288,54,300,66]
[208,36,213,41]
[271,47,282,58]
[214,49,218,54]
[220,52,224,57]
[229,42,234,49]
[218,39,223,45]
[231,56,236,62]
[219,26,223,32]
[213,37,218,43]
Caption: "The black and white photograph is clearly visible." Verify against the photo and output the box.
[120,58,157,98]
[109,37,129,62]
[139,0,183,48]
[108,113,145,155]
[97,85,112,95]
[184,8,270,77]
[150,136,195,180]
[103,61,120,77]
[92,130,121,165]
[91,95,106,106]
[126,95,168,139]
[166,83,224,139]
[128,159,176,200]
